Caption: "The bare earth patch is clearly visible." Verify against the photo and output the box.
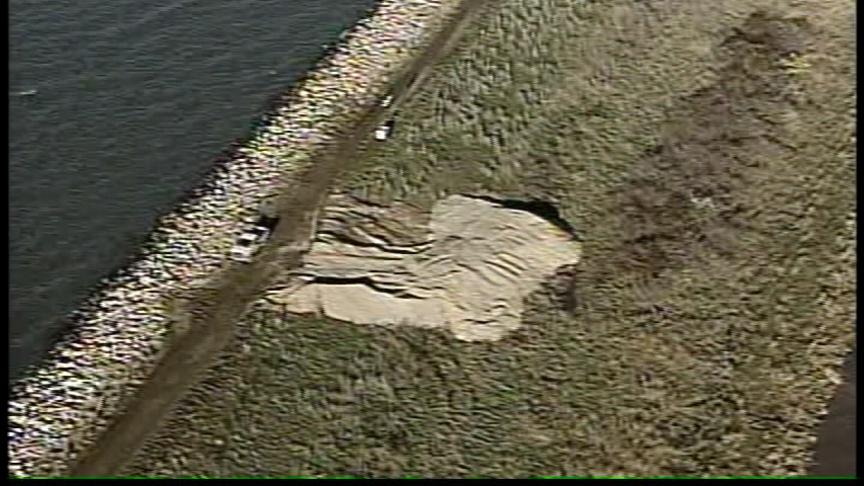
[265,194,581,341]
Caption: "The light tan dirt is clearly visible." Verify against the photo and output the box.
[266,194,581,341]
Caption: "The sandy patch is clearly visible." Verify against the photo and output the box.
[266,194,580,341]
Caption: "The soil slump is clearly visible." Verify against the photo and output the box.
[266,193,581,342]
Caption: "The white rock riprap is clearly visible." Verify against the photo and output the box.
[8,0,464,477]
[265,194,582,341]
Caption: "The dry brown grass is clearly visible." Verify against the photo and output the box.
[122,0,855,478]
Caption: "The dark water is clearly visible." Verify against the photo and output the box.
[8,0,378,382]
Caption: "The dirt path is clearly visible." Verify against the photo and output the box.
[69,0,492,476]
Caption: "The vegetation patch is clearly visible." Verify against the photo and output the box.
[124,0,854,478]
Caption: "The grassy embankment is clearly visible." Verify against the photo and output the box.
[125,0,855,477]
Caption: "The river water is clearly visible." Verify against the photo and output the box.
[8,0,377,382]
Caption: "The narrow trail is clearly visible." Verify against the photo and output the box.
[70,0,492,476]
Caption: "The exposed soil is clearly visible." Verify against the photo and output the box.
[265,193,580,342]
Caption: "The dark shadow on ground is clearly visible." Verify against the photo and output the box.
[809,348,857,477]
[466,194,580,241]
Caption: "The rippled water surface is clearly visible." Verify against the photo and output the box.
[9,0,377,381]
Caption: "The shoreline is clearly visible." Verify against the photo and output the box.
[7,3,381,386]
[8,0,475,477]
[9,6,384,389]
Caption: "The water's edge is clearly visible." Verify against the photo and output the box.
[8,0,380,382]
